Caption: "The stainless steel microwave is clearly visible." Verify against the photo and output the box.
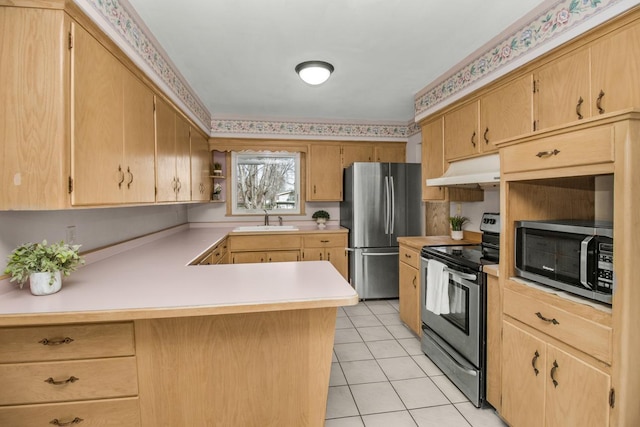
[515,220,613,305]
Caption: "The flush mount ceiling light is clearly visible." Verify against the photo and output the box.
[295,61,334,85]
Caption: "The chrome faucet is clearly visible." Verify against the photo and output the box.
[278,216,283,226]
[263,209,269,226]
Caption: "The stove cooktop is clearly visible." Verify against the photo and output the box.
[421,244,497,270]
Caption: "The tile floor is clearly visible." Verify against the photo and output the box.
[325,299,507,427]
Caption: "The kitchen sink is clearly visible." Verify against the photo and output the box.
[233,225,299,232]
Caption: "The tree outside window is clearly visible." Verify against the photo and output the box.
[231,152,300,215]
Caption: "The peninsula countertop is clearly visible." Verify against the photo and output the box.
[0,224,358,326]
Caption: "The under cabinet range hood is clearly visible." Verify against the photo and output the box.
[426,154,500,187]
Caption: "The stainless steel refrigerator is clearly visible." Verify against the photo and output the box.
[340,162,422,299]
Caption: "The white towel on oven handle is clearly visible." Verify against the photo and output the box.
[426,259,450,315]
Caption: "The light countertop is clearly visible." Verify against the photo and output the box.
[0,225,358,326]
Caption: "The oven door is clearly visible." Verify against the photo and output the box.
[420,255,482,367]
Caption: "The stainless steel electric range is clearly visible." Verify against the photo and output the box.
[419,213,500,407]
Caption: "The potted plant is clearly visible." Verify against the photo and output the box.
[212,183,223,200]
[449,215,469,240]
[213,162,223,176]
[312,210,330,229]
[4,240,84,296]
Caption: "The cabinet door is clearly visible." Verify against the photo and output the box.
[591,21,640,116]
[534,48,590,130]
[485,275,501,410]
[72,22,124,205]
[122,70,155,204]
[266,250,300,262]
[175,115,191,202]
[545,346,611,427]
[501,321,545,427]
[190,129,211,202]
[399,261,420,335]
[231,252,265,264]
[480,74,532,150]
[421,117,446,201]
[326,247,348,279]
[308,144,342,201]
[155,98,177,202]
[342,144,373,168]
[375,143,405,162]
[444,100,479,161]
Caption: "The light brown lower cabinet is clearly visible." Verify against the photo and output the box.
[301,234,348,279]
[398,244,421,335]
[485,273,501,411]
[232,250,300,263]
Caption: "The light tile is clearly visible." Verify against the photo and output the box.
[412,354,443,377]
[377,356,426,381]
[388,300,400,311]
[341,360,387,385]
[356,326,394,342]
[344,304,373,317]
[455,402,508,427]
[335,328,363,344]
[350,382,406,415]
[431,375,469,403]
[336,316,355,329]
[334,342,374,362]
[375,313,403,325]
[385,324,417,339]
[332,350,338,363]
[325,416,365,427]
[364,302,398,315]
[410,405,472,427]
[336,307,347,318]
[362,410,417,427]
[350,315,383,327]
[392,377,450,409]
[397,337,424,355]
[326,386,359,419]
[366,340,408,359]
[329,362,347,386]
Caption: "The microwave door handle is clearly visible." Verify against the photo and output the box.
[580,236,595,289]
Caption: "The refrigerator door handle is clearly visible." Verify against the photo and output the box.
[384,176,390,235]
[390,175,395,235]
[361,251,400,257]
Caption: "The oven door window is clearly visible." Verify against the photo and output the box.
[441,278,469,335]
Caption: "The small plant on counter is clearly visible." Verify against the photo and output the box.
[449,215,469,231]
[4,240,84,290]
[312,210,330,221]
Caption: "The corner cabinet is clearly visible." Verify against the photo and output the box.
[190,128,212,202]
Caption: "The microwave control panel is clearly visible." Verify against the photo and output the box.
[597,242,614,291]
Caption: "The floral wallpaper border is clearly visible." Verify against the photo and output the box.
[414,0,624,119]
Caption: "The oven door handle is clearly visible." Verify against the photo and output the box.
[422,326,478,377]
[421,257,477,282]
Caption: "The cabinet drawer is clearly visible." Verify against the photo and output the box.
[229,234,301,251]
[502,125,614,174]
[0,397,140,426]
[302,234,347,248]
[0,357,138,405]
[504,288,612,364]
[0,323,134,363]
[399,246,420,269]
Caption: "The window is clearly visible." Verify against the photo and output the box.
[231,151,301,215]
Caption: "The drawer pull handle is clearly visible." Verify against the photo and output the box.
[596,90,605,114]
[50,417,84,426]
[39,337,74,346]
[531,350,540,376]
[576,96,584,119]
[535,149,560,158]
[405,253,412,258]
[535,312,559,325]
[45,376,79,386]
[550,360,559,388]
[321,240,330,243]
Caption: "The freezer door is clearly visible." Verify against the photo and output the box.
[350,247,400,299]
[389,163,422,240]
[347,163,391,248]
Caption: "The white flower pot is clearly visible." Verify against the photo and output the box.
[29,271,62,296]
[316,218,327,229]
[451,230,464,240]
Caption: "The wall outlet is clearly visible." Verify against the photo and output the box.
[66,225,76,244]
[456,203,462,216]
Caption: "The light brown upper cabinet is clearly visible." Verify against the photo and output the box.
[421,117,446,201]
[590,20,640,115]
[533,48,591,131]
[480,74,533,149]
[71,22,155,206]
[374,142,406,162]
[444,100,480,161]
[307,143,343,201]
[156,98,191,202]
[190,129,212,202]
[341,144,373,168]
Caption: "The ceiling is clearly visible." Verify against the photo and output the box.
[126,0,547,124]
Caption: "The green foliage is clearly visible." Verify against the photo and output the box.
[312,210,330,220]
[449,215,469,231]
[4,240,84,288]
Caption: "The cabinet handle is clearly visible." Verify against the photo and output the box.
[313,185,317,194]
[45,376,79,386]
[535,311,560,325]
[199,183,205,194]
[576,96,584,120]
[327,252,331,261]
[49,417,84,426]
[321,240,330,243]
[471,131,477,147]
[126,167,134,189]
[531,350,540,376]
[596,90,605,114]
[412,276,417,288]
[535,149,560,158]
[171,177,177,191]
[550,360,559,388]
[404,253,412,258]
[320,253,323,261]
[117,165,125,188]
[176,178,181,193]
[39,337,74,346]
[483,127,489,144]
